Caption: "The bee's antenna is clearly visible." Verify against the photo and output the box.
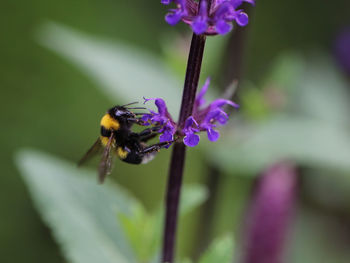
[126,107,147,110]
[126,118,139,122]
[122,101,138,107]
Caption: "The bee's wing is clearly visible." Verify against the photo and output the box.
[98,134,115,183]
[78,138,103,166]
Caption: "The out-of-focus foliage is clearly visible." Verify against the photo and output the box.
[180,236,234,263]
[288,209,350,263]
[119,184,208,262]
[3,0,350,262]
[197,236,234,263]
[161,33,229,80]
[209,54,350,174]
[16,149,137,263]
[15,149,209,263]
[38,22,182,115]
[37,23,223,116]
[17,23,350,263]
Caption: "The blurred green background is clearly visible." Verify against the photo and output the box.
[1,0,350,262]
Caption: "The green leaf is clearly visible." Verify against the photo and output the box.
[209,53,350,175]
[118,203,161,262]
[198,235,234,263]
[180,184,209,215]
[15,149,138,263]
[211,116,350,175]
[264,53,350,125]
[292,56,350,125]
[37,22,182,115]
[119,184,208,262]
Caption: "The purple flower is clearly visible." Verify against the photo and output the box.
[161,0,255,35]
[142,77,239,147]
[242,162,297,263]
[187,77,239,145]
[334,27,350,75]
[143,97,176,144]
[183,116,200,147]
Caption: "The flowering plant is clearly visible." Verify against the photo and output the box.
[162,0,255,35]
[142,78,239,147]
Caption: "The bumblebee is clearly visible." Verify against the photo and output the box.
[78,102,172,183]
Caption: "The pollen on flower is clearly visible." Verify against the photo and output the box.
[161,0,255,35]
[142,77,239,147]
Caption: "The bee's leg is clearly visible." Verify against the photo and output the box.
[138,126,161,136]
[138,126,162,142]
[133,117,150,126]
[141,140,174,154]
[122,141,172,165]
[140,133,158,143]
[138,139,177,164]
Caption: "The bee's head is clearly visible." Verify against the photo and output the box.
[108,106,136,123]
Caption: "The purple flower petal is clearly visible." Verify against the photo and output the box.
[158,122,176,147]
[214,2,231,18]
[160,121,176,134]
[215,109,229,125]
[165,10,182,26]
[161,0,172,5]
[192,18,208,35]
[154,98,168,115]
[210,98,240,109]
[143,97,154,104]
[231,0,255,9]
[195,77,210,107]
[202,108,228,127]
[215,0,226,5]
[198,0,208,17]
[141,113,152,122]
[191,0,208,35]
[142,97,177,145]
[184,132,200,147]
[160,131,174,142]
[207,128,220,141]
[205,109,221,121]
[203,108,229,125]
[184,116,199,129]
[235,11,249,26]
[143,97,172,119]
[216,19,233,35]
[230,0,243,8]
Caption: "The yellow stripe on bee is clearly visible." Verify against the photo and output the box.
[100,136,110,147]
[116,147,128,159]
[100,114,120,131]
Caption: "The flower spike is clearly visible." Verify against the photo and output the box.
[141,77,238,147]
[161,0,255,35]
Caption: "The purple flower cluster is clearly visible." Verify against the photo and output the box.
[142,78,239,147]
[142,98,177,143]
[161,0,255,35]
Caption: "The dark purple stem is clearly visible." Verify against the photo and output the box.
[162,27,207,263]
[178,34,207,127]
[241,161,298,263]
